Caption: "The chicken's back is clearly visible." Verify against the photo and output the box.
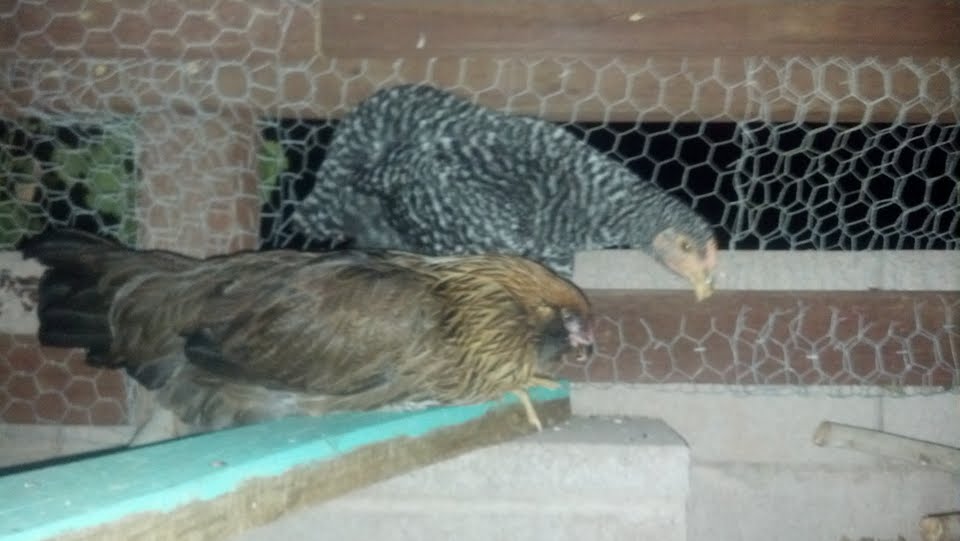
[293,84,713,276]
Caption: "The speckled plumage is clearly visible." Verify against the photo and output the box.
[20,228,593,432]
[294,84,717,285]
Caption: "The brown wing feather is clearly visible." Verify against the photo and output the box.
[181,253,445,396]
[104,250,447,399]
[22,230,593,430]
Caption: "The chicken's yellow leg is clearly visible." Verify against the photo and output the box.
[512,389,543,431]
[529,376,560,390]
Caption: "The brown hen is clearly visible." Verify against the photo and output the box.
[20,229,594,435]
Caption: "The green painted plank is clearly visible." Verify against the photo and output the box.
[0,383,568,541]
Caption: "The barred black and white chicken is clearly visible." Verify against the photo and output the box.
[293,84,718,300]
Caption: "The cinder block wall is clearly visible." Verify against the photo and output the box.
[573,250,960,541]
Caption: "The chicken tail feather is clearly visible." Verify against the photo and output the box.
[18,230,127,364]
[18,229,192,368]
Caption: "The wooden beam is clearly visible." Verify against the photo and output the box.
[560,290,960,387]
[0,1,319,63]
[3,1,957,60]
[0,385,571,541]
[1,57,956,124]
[1,1,957,123]
[320,0,960,58]
[0,333,128,425]
[135,112,260,256]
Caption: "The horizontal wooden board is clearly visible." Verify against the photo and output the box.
[0,1,957,123]
[321,0,960,58]
[0,1,318,63]
[3,1,957,60]
[0,333,129,425]
[1,57,956,123]
[0,385,571,541]
[558,290,960,387]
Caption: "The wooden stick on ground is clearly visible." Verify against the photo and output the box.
[920,511,960,541]
[812,421,960,473]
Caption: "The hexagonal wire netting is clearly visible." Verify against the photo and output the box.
[0,4,958,424]
[260,107,959,252]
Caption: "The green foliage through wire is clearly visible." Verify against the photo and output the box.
[0,118,137,247]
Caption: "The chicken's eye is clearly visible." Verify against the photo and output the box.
[679,239,693,252]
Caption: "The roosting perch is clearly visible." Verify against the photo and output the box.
[812,421,960,473]
[0,384,571,541]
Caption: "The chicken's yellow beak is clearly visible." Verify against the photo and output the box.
[692,272,714,301]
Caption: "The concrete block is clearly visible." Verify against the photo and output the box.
[571,384,960,541]
[690,462,959,541]
[573,249,960,291]
[879,392,960,448]
[235,502,679,541]
[233,416,690,541]
[571,383,883,464]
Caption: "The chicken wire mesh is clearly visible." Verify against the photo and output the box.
[556,292,958,397]
[259,109,959,252]
[2,55,958,253]
[1,3,959,424]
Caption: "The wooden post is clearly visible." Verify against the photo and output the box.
[136,111,260,256]
[130,110,261,428]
